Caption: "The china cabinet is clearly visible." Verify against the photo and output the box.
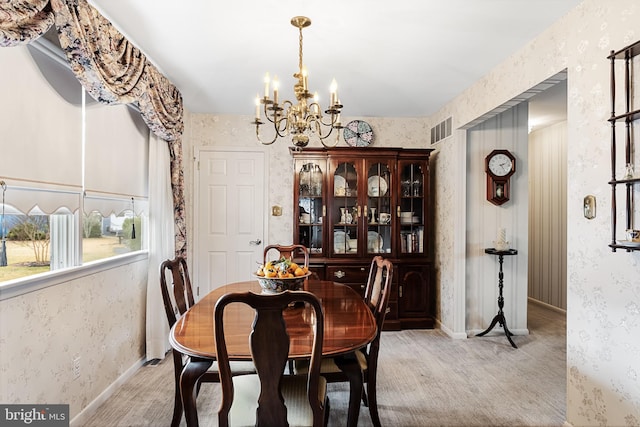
[607,40,640,251]
[291,147,435,329]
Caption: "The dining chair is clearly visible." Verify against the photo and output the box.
[294,255,393,427]
[160,256,254,427]
[215,290,330,427]
[263,243,310,267]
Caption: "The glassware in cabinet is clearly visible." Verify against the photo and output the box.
[398,162,425,254]
[366,161,392,255]
[331,161,359,256]
[295,159,326,256]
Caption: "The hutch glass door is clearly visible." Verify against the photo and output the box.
[331,160,358,256]
[366,160,392,255]
[399,162,425,254]
[296,160,325,256]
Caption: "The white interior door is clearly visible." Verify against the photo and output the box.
[196,149,265,297]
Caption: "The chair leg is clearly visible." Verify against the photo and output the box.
[366,377,381,427]
[324,396,331,427]
[171,351,184,427]
[170,392,182,427]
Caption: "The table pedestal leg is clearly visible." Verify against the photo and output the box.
[476,312,517,349]
[335,354,363,427]
[181,358,213,427]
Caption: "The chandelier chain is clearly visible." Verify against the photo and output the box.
[298,26,304,73]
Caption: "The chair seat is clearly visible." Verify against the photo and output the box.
[212,360,256,375]
[228,374,328,427]
[181,356,255,378]
[294,349,367,375]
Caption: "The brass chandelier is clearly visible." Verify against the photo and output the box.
[252,16,343,149]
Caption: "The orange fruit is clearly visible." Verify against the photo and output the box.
[266,270,277,278]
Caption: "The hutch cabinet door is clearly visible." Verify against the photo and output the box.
[397,159,429,256]
[328,157,361,257]
[294,156,327,257]
[365,159,394,256]
[398,263,435,328]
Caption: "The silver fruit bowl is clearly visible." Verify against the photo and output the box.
[253,272,311,293]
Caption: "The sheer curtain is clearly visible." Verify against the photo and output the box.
[146,133,175,360]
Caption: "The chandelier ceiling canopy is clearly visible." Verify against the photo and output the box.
[252,16,344,149]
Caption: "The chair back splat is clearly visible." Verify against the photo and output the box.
[215,290,328,427]
[263,244,310,266]
[160,256,195,327]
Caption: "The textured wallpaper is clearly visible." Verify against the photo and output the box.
[0,260,148,419]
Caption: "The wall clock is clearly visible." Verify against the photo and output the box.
[343,120,374,147]
[485,149,516,206]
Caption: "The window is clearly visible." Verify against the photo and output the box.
[0,35,149,284]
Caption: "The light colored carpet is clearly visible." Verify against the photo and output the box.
[82,301,566,426]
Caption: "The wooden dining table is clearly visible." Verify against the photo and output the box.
[170,279,378,427]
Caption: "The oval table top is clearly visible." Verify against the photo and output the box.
[170,280,377,360]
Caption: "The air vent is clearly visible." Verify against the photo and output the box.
[430,117,452,144]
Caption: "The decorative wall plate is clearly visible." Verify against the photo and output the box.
[343,120,374,147]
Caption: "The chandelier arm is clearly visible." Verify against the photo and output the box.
[275,116,289,138]
[320,130,341,148]
[255,124,278,145]
[318,113,341,128]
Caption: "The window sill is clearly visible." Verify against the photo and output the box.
[0,251,149,301]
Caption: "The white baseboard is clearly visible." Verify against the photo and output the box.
[437,319,468,339]
[70,357,146,426]
[528,296,567,314]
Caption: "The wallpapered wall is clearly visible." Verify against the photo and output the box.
[0,260,148,421]
[430,0,640,425]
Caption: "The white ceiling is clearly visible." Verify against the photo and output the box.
[88,0,580,120]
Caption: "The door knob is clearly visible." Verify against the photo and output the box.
[249,238,262,245]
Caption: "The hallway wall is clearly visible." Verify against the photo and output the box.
[528,121,567,310]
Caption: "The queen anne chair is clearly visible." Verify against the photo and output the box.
[263,243,309,267]
[215,290,329,427]
[294,255,393,427]
[160,256,254,427]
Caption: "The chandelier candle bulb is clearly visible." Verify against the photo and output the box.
[330,78,337,105]
[264,72,270,97]
[302,67,308,90]
[255,95,260,119]
[273,76,279,104]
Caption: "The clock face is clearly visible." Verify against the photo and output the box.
[343,120,374,147]
[488,153,513,177]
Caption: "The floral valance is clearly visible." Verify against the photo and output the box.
[0,0,186,256]
[0,0,54,46]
